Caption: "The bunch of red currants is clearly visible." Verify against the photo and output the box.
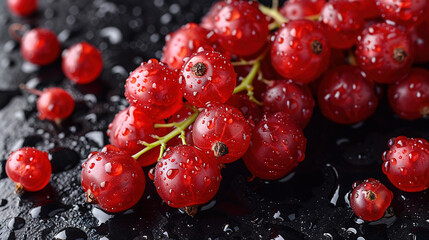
[5,0,429,222]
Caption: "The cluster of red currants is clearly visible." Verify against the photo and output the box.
[4,0,429,222]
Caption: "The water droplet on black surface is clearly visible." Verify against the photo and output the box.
[29,202,71,219]
[0,90,20,110]
[0,199,8,207]
[54,227,88,240]
[49,147,80,173]
[0,159,7,179]
[7,217,25,230]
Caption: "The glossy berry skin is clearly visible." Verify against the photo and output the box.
[320,1,365,49]
[225,94,262,124]
[243,112,306,180]
[193,102,251,163]
[7,0,37,17]
[37,87,75,121]
[263,80,315,128]
[154,145,222,209]
[271,20,330,83]
[62,42,103,84]
[351,179,393,221]
[317,65,378,125]
[382,136,429,192]
[181,50,236,107]
[377,0,429,28]
[107,106,166,167]
[200,1,227,30]
[81,145,146,212]
[20,28,61,66]
[388,68,429,120]
[212,0,269,57]
[410,19,429,63]
[279,0,325,20]
[343,0,380,19]
[162,23,218,70]
[6,147,51,191]
[355,23,413,84]
[125,59,183,119]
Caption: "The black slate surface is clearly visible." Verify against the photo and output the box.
[0,0,429,239]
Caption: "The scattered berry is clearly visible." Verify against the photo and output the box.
[81,145,146,212]
[62,42,103,84]
[6,147,51,192]
[7,0,38,17]
[351,178,394,221]
[181,50,236,107]
[20,28,61,66]
[125,59,183,119]
[36,87,75,122]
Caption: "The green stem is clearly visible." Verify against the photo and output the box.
[233,60,261,94]
[132,111,199,160]
[259,4,288,26]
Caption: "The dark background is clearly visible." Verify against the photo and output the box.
[0,0,428,239]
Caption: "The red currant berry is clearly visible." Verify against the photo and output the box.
[81,145,146,212]
[181,50,236,107]
[317,65,379,124]
[410,19,429,63]
[320,1,365,49]
[20,28,61,66]
[388,68,429,120]
[7,0,37,17]
[382,136,429,192]
[350,178,393,221]
[107,106,166,167]
[36,87,75,122]
[279,0,325,20]
[62,42,103,84]
[225,94,262,124]
[271,20,330,83]
[125,59,183,119]
[212,0,269,57]
[342,0,380,19]
[154,145,221,215]
[192,102,251,163]
[200,1,227,30]
[243,112,306,180]
[263,80,315,128]
[377,0,429,28]
[162,23,219,70]
[6,147,51,192]
[355,23,413,84]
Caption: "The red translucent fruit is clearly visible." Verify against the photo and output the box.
[377,0,429,28]
[319,1,365,49]
[165,105,194,148]
[410,19,429,63]
[279,0,325,20]
[200,1,227,30]
[342,0,380,19]
[355,23,413,84]
[181,50,236,107]
[225,94,262,124]
[263,80,315,128]
[212,0,269,57]
[162,23,219,70]
[193,102,251,163]
[6,147,51,191]
[388,68,429,120]
[21,28,61,66]
[350,178,393,221]
[7,0,37,17]
[154,145,222,210]
[125,59,183,119]
[81,145,146,212]
[317,65,378,125]
[382,136,429,192]
[37,87,75,122]
[107,106,166,167]
[271,20,330,83]
[243,112,307,180]
[62,42,103,84]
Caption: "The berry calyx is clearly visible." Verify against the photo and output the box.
[62,42,103,84]
[153,145,222,215]
[350,178,394,221]
[125,59,183,119]
[7,0,38,17]
[382,136,429,192]
[6,147,51,192]
[20,28,61,66]
[81,145,146,212]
